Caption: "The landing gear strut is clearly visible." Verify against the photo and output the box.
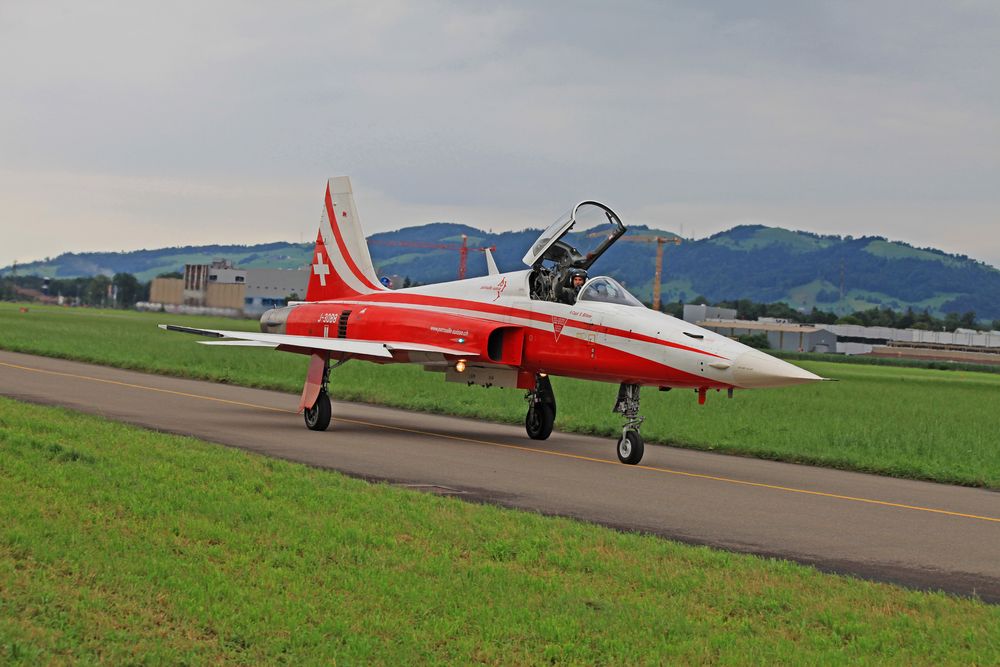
[304,360,332,431]
[613,383,644,464]
[525,374,556,440]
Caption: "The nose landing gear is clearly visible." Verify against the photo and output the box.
[613,383,644,464]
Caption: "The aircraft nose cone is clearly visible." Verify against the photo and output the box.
[731,350,823,389]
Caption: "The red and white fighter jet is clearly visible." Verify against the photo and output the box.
[162,177,822,465]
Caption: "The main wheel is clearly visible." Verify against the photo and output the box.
[616,430,644,465]
[525,402,555,440]
[304,391,332,431]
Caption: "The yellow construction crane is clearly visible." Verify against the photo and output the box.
[618,235,682,311]
[586,231,682,310]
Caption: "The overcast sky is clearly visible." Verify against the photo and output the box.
[2,1,998,269]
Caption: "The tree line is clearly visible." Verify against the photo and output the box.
[4,272,998,332]
[661,296,998,332]
[1,274,150,308]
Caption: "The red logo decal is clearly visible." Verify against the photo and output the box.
[552,316,567,341]
[480,276,508,301]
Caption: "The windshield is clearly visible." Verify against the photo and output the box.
[578,277,644,307]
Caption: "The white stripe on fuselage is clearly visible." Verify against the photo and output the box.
[322,297,729,380]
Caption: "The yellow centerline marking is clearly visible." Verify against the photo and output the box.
[4,359,998,524]
[0,361,293,414]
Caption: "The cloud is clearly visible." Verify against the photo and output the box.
[1,1,998,267]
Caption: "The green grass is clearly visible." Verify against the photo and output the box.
[863,240,962,267]
[1,397,997,664]
[708,228,834,253]
[771,349,1000,374]
[3,302,1000,488]
[840,289,962,316]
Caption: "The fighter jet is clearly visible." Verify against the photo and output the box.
[162,177,822,465]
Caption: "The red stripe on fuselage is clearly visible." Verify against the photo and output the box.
[326,291,727,360]
[286,301,722,388]
[324,185,383,292]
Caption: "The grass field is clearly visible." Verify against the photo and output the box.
[1,397,997,664]
[2,302,999,488]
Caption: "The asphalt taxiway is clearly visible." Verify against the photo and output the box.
[1,349,997,601]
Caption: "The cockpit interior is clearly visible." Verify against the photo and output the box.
[524,201,632,305]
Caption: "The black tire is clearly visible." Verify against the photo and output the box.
[616,430,644,465]
[525,402,555,440]
[304,392,332,431]
[536,375,557,420]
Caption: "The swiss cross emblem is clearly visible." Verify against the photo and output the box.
[312,251,331,286]
[551,316,567,341]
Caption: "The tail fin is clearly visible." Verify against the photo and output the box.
[305,177,386,302]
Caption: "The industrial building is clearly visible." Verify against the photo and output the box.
[143,259,307,317]
[823,323,1000,362]
[682,305,1000,363]
[693,317,838,353]
[682,304,836,353]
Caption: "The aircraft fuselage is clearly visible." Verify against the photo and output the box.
[262,269,818,392]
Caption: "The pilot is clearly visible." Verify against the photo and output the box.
[557,269,588,304]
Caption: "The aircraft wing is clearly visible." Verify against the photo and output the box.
[158,325,471,357]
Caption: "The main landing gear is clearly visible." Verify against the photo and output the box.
[524,377,646,465]
[524,374,556,440]
[613,383,644,465]
[304,360,332,431]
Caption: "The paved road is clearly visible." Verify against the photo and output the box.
[2,350,998,602]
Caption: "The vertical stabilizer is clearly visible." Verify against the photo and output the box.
[305,177,386,301]
[484,248,499,275]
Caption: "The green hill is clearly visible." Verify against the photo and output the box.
[2,243,311,283]
[4,224,999,320]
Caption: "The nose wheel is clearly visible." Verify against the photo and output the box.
[613,383,645,464]
[617,430,644,465]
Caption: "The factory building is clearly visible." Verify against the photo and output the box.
[242,268,309,314]
[682,304,737,322]
[823,323,1000,362]
[683,305,836,353]
[693,317,838,353]
[143,259,307,317]
[682,307,1000,363]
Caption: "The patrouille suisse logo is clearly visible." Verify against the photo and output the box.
[480,276,508,301]
[551,316,567,341]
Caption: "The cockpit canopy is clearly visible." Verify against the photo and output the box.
[522,201,626,272]
[577,276,644,307]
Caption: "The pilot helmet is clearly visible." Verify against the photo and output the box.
[570,269,588,283]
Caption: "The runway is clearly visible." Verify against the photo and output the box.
[2,349,998,601]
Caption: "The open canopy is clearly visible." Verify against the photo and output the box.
[521,201,626,271]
